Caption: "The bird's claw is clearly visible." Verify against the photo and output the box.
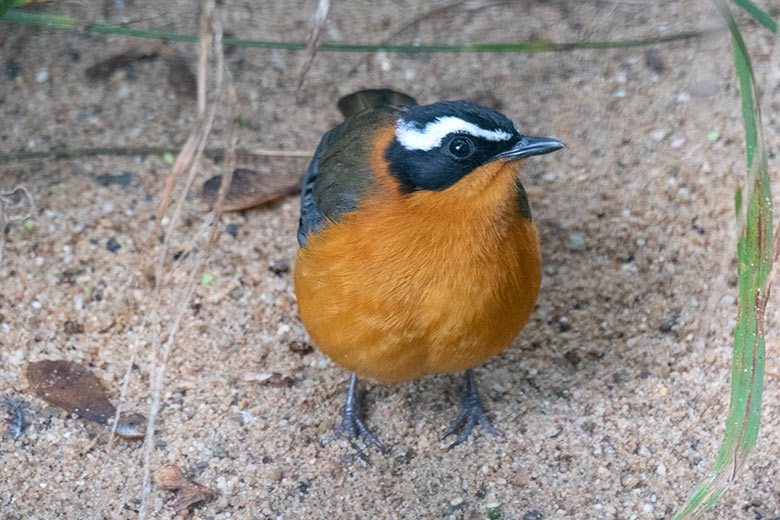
[335,411,385,452]
[335,374,385,452]
[442,369,501,450]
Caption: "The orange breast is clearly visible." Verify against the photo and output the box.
[294,127,542,382]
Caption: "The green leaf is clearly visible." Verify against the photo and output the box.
[201,273,214,286]
[674,1,773,518]
[23,218,35,230]
[163,152,175,164]
[732,0,778,33]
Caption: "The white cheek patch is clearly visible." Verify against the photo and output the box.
[396,116,513,151]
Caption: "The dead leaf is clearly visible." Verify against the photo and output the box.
[174,480,215,515]
[202,168,299,211]
[26,360,145,438]
[154,464,215,515]
[154,464,189,490]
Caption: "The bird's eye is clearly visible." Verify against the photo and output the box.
[447,136,474,159]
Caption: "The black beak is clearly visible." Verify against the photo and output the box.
[495,136,565,161]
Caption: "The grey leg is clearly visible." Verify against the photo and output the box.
[335,373,385,451]
[442,369,501,450]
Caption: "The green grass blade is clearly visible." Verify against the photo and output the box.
[1,9,703,53]
[674,1,772,518]
[732,0,778,33]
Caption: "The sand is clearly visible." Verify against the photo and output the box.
[2,1,780,519]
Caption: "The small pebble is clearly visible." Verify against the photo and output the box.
[212,445,228,459]
[225,223,239,238]
[35,68,49,83]
[569,233,586,251]
[375,51,391,72]
[659,318,676,333]
[621,474,639,488]
[106,237,121,253]
[268,260,289,276]
[650,130,667,142]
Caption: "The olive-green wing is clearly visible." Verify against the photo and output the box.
[298,91,416,246]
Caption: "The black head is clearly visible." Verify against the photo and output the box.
[385,100,563,193]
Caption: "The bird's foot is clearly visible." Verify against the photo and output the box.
[335,374,385,451]
[442,369,501,450]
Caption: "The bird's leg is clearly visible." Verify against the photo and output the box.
[442,369,501,450]
[335,373,385,451]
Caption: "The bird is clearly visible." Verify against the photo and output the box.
[294,89,563,450]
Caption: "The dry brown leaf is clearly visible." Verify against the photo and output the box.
[26,360,145,438]
[202,168,300,211]
[154,464,215,515]
[172,480,215,515]
[154,465,189,490]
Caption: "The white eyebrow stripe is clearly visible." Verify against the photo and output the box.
[395,116,513,151]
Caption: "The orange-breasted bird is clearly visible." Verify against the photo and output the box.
[295,89,563,450]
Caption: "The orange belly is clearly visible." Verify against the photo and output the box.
[295,155,542,383]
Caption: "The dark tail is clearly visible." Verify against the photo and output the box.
[337,89,417,119]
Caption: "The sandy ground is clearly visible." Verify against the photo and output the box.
[2,1,780,519]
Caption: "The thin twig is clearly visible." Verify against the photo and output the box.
[137,0,225,517]
[0,146,312,164]
[295,0,330,103]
